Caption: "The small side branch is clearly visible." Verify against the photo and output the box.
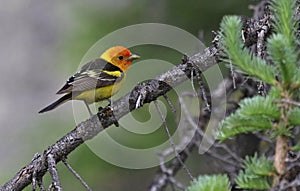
[62,159,92,191]
[149,137,197,191]
[154,100,194,180]
[47,154,62,191]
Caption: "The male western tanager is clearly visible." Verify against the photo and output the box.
[39,46,140,115]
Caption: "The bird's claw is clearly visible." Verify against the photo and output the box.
[97,106,119,127]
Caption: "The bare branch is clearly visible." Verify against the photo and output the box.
[37,179,46,191]
[61,159,92,191]
[162,94,176,113]
[154,100,194,180]
[278,99,300,107]
[47,154,62,191]
[149,136,198,191]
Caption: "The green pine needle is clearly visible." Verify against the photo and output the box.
[187,174,231,191]
[268,86,281,99]
[235,170,271,190]
[243,154,275,176]
[291,141,300,151]
[270,0,298,45]
[235,154,274,190]
[216,96,278,141]
[216,114,272,141]
[288,107,300,126]
[267,34,298,85]
[269,0,300,86]
[239,96,280,120]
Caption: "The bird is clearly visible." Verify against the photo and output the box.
[39,46,140,115]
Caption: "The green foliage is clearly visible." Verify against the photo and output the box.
[216,96,276,141]
[267,34,298,85]
[273,127,293,138]
[220,16,277,85]
[291,141,300,151]
[235,170,271,190]
[238,96,280,119]
[243,154,275,176]
[235,154,274,190]
[269,0,300,86]
[216,115,272,141]
[288,107,300,126]
[217,0,300,141]
[212,0,300,190]
[268,86,281,99]
[270,0,298,45]
[187,174,231,191]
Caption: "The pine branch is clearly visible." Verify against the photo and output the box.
[187,175,231,191]
[220,16,277,85]
[235,154,275,190]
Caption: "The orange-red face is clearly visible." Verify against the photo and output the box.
[101,46,140,71]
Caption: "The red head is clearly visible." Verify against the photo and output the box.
[101,46,140,71]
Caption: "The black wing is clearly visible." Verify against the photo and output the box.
[56,58,124,94]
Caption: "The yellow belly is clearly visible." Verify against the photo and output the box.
[74,79,125,104]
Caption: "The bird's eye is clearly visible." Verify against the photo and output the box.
[118,56,124,60]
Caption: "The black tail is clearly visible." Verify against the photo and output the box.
[39,93,72,113]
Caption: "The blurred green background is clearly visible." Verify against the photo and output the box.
[0,0,252,190]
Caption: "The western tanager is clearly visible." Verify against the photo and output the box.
[39,46,140,115]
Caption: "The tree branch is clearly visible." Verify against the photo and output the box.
[0,46,217,191]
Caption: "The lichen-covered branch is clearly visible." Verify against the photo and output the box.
[0,44,217,191]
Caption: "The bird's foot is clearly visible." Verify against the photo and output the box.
[97,106,119,127]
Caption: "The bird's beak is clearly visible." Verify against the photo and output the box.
[127,54,140,61]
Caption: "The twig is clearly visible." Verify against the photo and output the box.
[190,67,197,96]
[149,136,198,191]
[194,68,211,112]
[163,94,176,113]
[32,170,37,191]
[257,27,269,97]
[254,132,274,145]
[168,177,186,190]
[62,159,92,191]
[278,99,300,107]
[257,26,268,58]
[229,59,237,89]
[148,76,258,190]
[37,179,46,191]
[155,117,196,189]
[179,86,241,163]
[47,154,62,191]
[154,100,194,180]
[204,148,240,167]
[31,153,46,191]
[157,155,186,191]
[249,0,269,20]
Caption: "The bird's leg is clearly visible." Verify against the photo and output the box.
[97,105,119,127]
[84,100,93,117]
[97,99,112,113]
[106,98,112,106]
[97,99,111,115]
